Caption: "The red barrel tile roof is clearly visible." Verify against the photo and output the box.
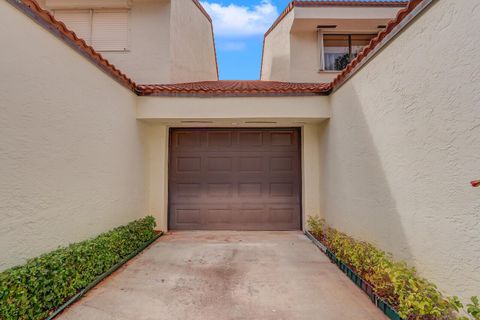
[8,0,426,97]
[330,0,424,90]
[8,0,137,91]
[137,81,332,96]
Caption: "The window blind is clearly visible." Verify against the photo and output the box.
[92,11,129,51]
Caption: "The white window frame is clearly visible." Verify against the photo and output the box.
[317,29,325,71]
[319,32,377,73]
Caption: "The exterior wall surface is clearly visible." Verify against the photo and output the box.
[137,95,330,120]
[290,30,339,83]
[261,6,402,82]
[169,0,217,82]
[322,0,480,299]
[41,0,218,84]
[260,12,294,81]
[144,124,169,231]
[100,0,172,84]
[0,1,147,270]
[302,124,323,225]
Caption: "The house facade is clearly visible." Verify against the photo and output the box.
[260,1,406,82]
[37,0,218,83]
[1,0,479,304]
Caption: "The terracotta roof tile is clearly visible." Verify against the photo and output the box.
[137,81,331,97]
[8,0,218,88]
[8,0,137,91]
[260,0,408,78]
[9,0,428,98]
[330,0,424,90]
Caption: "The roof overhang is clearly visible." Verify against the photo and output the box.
[137,81,331,97]
[264,1,408,38]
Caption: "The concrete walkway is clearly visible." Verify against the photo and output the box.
[59,231,386,320]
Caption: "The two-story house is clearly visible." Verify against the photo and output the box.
[260,1,406,82]
[2,0,479,308]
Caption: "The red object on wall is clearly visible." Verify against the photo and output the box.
[471,180,480,187]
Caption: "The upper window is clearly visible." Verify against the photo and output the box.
[53,9,129,52]
[322,34,376,71]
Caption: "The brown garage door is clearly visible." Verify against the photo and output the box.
[168,128,301,230]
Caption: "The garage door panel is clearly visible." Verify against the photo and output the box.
[175,157,202,172]
[207,131,234,147]
[238,183,263,198]
[207,183,233,197]
[238,156,264,172]
[204,208,234,223]
[270,182,295,197]
[175,208,201,224]
[169,128,301,230]
[174,183,202,197]
[207,157,233,172]
[268,207,297,223]
[239,131,264,146]
[270,131,295,146]
[175,131,202,148]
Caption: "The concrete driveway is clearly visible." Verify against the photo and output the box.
[59,231,386,320]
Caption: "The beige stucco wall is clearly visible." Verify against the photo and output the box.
[137,95,330,119]
[302,124,323,225]
[144,124,169,231]
[0,1,148,270]
[290,30,339,83]
[260,12,294,81]
[322,0,480,299]
[101,0,172,84]
[261,6,401,83]
[42,0,217,84]
[169,0,218,82]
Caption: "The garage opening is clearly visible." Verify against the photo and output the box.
[168,128,302,230]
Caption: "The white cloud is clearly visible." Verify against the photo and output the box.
[201,0,278,37]
[217,41,247,51]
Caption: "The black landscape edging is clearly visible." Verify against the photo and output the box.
[45,232,163,320]
[305,230,403,320]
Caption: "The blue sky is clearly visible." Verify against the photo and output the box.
[201,0,399,80]
[201,0,291,80]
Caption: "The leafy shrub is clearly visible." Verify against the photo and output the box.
[307,216,478,320]
[0,216,157,320]
[459,297,480,320]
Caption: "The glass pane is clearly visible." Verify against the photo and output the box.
[351,34,377,58]
[323,34,349,71]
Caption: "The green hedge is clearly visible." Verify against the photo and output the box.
[0,216,157,320]
[307,216,479,320]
